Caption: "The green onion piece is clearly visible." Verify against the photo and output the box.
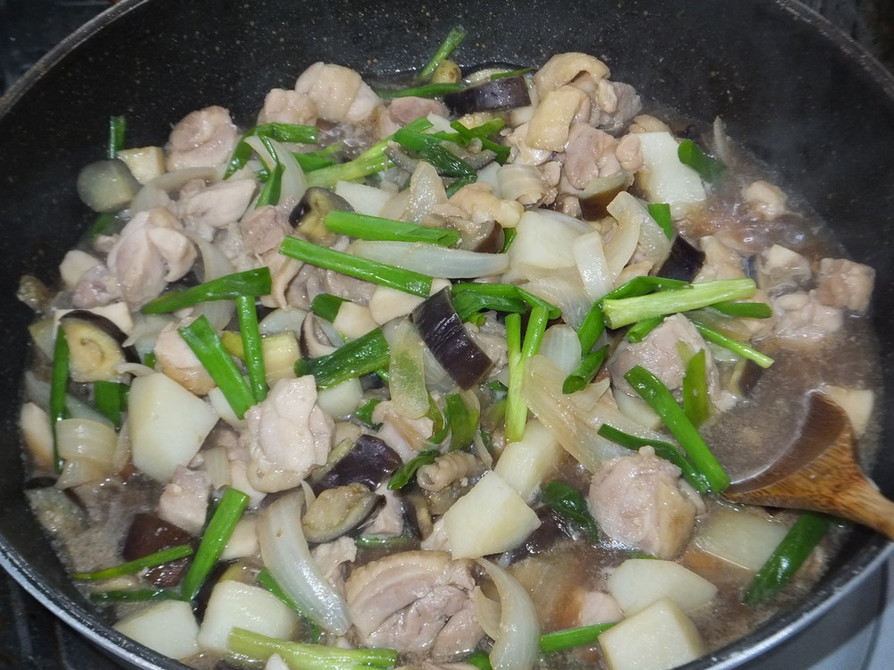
[294,149,338,172]
[72,544,194,581]
[541,481,600,542]
[604,276,688,301]
[418,25,467,82]
[324,210,461,247]
[310,293,347,322]
[597,424,710,493]
[280,237,433,297]
[388,449,439,490]
[466,651,494,670]
[355,398,383,429]
[451,290,528,322]
[236,295,267,404]
[449,119,511,164]
[691,321,775,368]
[647,202,674,239]
[446,176,476,197]
[426,394,449,445]
[743,512,830,607]
[539,622,616,653]
[392,126,477,179]
[93,380,127,429]
[178,316,255,419]
[491,67,534,80]
[562,345,609,394]
[255,140,285,207]
[108,115,126,159]
[225,122,318,177]
[295,327,391,388]
[682,349,711,427]
[678,139,725,182]
[89,589,177,603]
[379,82,465,100]
[141,267,272,314]
[257,568,323,643]
[450,282,560,320]
[602,278,757,329]
[445,393,478,451]
[711,300,773,319]
[577,300,607,353]
[88,212,119,238]
[180,487,250,602]
[625,316,664,343]
[624,365,730,492]
[229,627,398,670]
[50,332,71,473]
[522,305,549,358]
[504,313,525,443]
[500,227,517,253]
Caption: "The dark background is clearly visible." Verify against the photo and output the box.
[0,0,891,667]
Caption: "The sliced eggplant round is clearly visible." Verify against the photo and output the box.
[289,186,353,245]
[59,310,139,382]
[411,288,494,390]
[443,75,531,116]
[313,434,403,492]
[302,482,380,544]
[656,235,707,282]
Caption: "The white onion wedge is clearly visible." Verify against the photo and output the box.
[257,491,350,635]
[349,240,509,278]
[477,558,540,670]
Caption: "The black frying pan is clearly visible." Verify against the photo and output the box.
[0,0,892,668]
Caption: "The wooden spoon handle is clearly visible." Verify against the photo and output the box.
[832,478,894,541]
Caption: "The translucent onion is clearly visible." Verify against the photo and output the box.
[388,319,429,419]
[573,231,613,301]
[606,191,671,270]
[602,209,641,282]
[189,236,236,330]
[523,355,629,471]
[24,371,112,427]
[245,136,307,206]
[257,491,350,635]
[477,558,540,670]
[55,418,118,488]
[521,275,591,329]
[349,240,509,278]
[538,324,582,376]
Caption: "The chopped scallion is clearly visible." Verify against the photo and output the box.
[678,138,725,182]
[72,544,194,581]
[562,345,609,394]
[295,328,391,389]
[236,295,267,404]
[539,622,616,653]
[418,25,467,82]
[388,449,439,490]
[141,267,272,314]
[324,210,460,246]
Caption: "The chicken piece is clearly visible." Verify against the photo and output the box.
[71,263,122,308]
[562,123,624,190]
[771,291,843,341]
[526,86,590,152]
[157,466,212,535]
[241,205,294,256]
[815,257,875,314]
[446,182,524,229]
[106,207,196,307]
[372,401,435,462]
[312,536,358,597]
[590,80,643,134]
[588,447,701,559]
[294,62,381,125]
[154,319,216,395]
[257,88,317,126]
[345,550,483,659]
[165,105,239,171]
[243,376,334,492]
[575,590,623,627]
[756,243,812,294]
[505,123,554,167]
[608,313,720,401]
[693,235,746,283]
[388,96,450,126]
[741,180,788,220]
[534,52,611,95]
[361,485,405,539]
[177,178,256,236]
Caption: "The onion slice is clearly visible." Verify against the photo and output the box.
[349,240,509,278]
[477,558,540,670]
[411,288,494,390]
[257,491,350,635]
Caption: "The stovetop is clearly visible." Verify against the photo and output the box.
[1,0,893,668]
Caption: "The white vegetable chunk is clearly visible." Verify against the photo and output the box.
[693,507,789,571]
[335,180,392,216]
[606,558,718,615]
[128,372,220,482]
[599,597,706,670]
[635,131,706,218]
[508,209,581,274]
[114,600,200,660]
[443,471,541,559]
[197,580,299,654]
[316,377,363,419]
[494,419,563,500]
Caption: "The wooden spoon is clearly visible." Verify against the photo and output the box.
[722,391,894,540]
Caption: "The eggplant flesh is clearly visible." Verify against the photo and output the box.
[58,310,139,382]
[443,75,531,115]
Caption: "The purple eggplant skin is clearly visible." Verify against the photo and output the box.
[412,288,494,390]
[122,513,195,588]
[58,309,140,382]
[313,434,403,492]
[656,235,707,282]
[443,75,531,115]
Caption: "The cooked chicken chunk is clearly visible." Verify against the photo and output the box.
[815,257,875,314]
[756,243,812,294]
[157,466,211,535]
[588,447,701,559]
[294,62,381,125]
[165,105,239,171]
[771,291,843,341]
[345,550,483,659]
[257,88,317,126]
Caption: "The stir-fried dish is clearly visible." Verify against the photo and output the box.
[17,28,880,670]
